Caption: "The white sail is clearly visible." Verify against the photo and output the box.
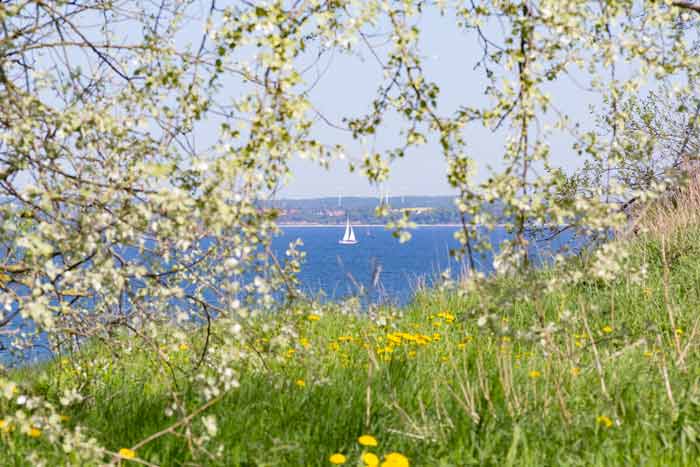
[342,218,351,241]
[339,216,358,244]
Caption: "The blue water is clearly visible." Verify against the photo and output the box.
[272,226,576,305]
[1,226,579,364]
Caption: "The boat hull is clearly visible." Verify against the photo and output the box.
[338,240,358,245]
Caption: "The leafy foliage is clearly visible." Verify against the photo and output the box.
[0,0,699,463]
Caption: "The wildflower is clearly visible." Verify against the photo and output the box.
[295,379,306,388]
[457,343,466,350]
[119,448,137,459]
[363,452,380,466]
[299,338,311,349]
[407,350,417,358]
[178,343,189,351]
[529,370,541,379]
[329,453,347,464]
[329,342,340,352]
[602,325,613,334]
[676,328,684,336]
[596,415,613,428]
[59,414,70,422]
[570,367,581,377]
[643,350,653,358]
[27,427,41,438]
[358,434,378,447]
[387,334,402,345]
[381,452,409,467]
[308,314,321,322]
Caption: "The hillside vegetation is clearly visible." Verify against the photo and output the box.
[3,197,700,466]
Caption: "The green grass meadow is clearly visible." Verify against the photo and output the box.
[4,228,700,465]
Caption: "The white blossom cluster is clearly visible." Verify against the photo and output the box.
[0,0,698,462]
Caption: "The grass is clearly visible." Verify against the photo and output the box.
[4,225,700,465]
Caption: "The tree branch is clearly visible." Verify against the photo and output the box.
[673,1,700,14]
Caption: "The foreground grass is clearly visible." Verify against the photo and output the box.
[5,228,700,465]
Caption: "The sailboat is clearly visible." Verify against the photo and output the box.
[339,216,358,245]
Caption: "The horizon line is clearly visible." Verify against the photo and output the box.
[273,193,458,200]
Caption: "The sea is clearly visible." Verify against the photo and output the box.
[272,225,577,305]
[1,225,579,364]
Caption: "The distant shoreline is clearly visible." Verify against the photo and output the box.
[278,223,463,228]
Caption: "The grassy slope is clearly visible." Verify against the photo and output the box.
[5,228,700,466]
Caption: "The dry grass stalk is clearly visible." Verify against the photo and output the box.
[660,235,684,365]
[581,307,610,400]
[630,169,700,239]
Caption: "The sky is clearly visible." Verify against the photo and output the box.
[278,7,601,199]
[21,1,610,200]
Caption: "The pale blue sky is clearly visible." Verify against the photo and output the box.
[280,8,600,199]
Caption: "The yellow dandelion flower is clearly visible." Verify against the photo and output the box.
[299,338,311,349]
[381,452,410,467]
[363,452,380,466]
[295,379,306,387]
[596,415,613,428]
[570,367,581,377]
[307,314,321,321]
[407,350,417,358]
[59,415,70,422]
[387,334,402,345]
[27,427,41,438]
[358,434,378,446]
[119,448,137,459]
[329,453,347,464]
[643,350,653,358]
[0,419,13,433]
[178,343,189,351]
[602,325,613,334]
[676,328,684,336]
[529,370,541,379]
[329,342,340,352]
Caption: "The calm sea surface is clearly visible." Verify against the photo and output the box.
[272,226,575,305]
[2,226,578,364]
